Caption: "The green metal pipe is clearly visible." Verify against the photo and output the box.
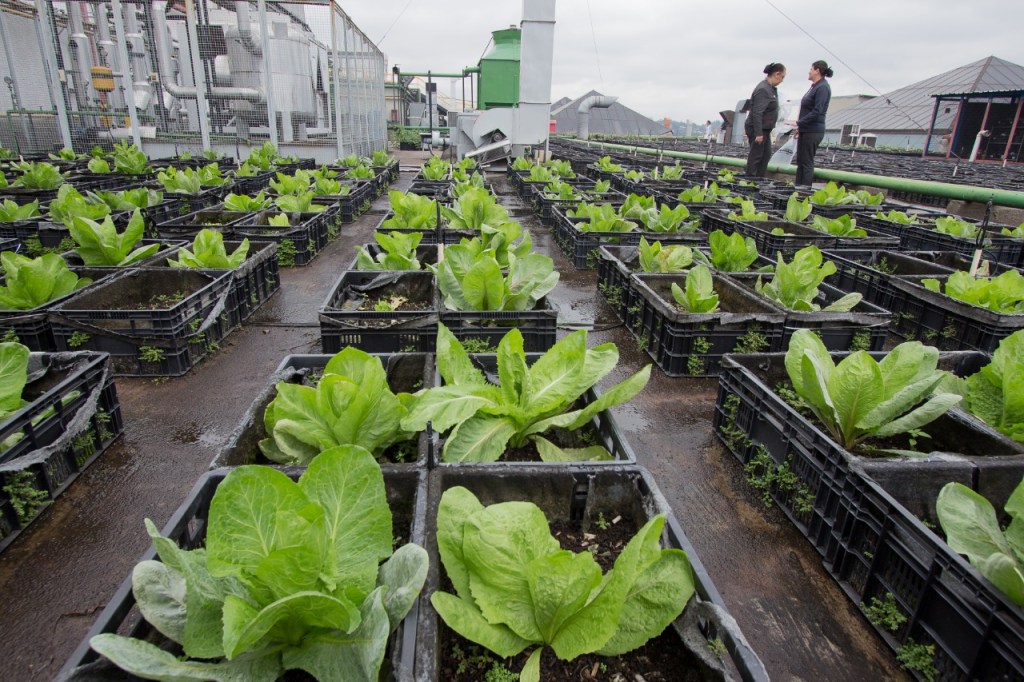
[581,140,1024,209]
[399,70,476,78]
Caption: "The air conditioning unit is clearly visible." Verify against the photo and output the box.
[841,124,861,145]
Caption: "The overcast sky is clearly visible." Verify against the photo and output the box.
[340,0,1024,124]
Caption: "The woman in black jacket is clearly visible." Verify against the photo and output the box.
[744,62,786,178]
[794,60,834,188]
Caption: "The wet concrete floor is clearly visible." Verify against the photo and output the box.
[0,149,906,680]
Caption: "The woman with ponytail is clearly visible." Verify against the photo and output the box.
[794,59,833,188]
[744,62,786,177]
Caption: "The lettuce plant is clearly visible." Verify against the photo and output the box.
[453,172,486,197]
[112,142,149,174]
[431,486,693,682]
[570,203,636,233]
[435,247,557,312]
[592,179,611,194]
[670,264,719,313]
[640,204,698,233]
[337,153,361,167]
[657,164,685,180]
[268,213,291,227]
[87,157,112,174]
[233,161,263,177]
[638,238,694,273]
[593,156,622,172]
[0,253,91,310]
[49,147,81,162]
[157,167,203,195]
[677,182,728,203]
[70,210,160,267]
[932,216,978,238]
[542,181,580,201]
[950,330,1024,443]
[223,191,272,212]
[921,270,1024,314]
[0,342,30,418]
[441,188,509,230]
[402,325,651,462]
[420,156,449,180]
[810,181,883,206]
[544,159,574,178]
[89,446,428,681]
[455,157,477,172]
[527,165,557,183]
[269,171,312,196]
[48,185,111,227]
[452,221,532,270]
[619,194,657,221]
[87,188,164,211]
[785,193,812,222]
[273,193,326,213]
[0,199,40,222]
[810,214,867,237]
[785,328,961,451]
[382,191,437,229]
[168,230,250,269]
[244,141,280,169]
[12,162,65,190]
[511,157,534,171]
[312,176,343,196]
[1002,224,1024,238]
[197,163,227,187]
[259,348,418,464]
[355,231,423,271]
[726,200,769,222]
[371,150,392,166]
[937,479,1024,605]
[756,246,861,311]
[704,230,760,272]
[623,169,645,182]
[873,210,917,225]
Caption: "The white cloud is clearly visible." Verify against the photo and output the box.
[341,0,1024,123]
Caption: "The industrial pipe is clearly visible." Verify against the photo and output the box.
[398,69,477,78]
[577,95,616,141]
[579,141,1024,209]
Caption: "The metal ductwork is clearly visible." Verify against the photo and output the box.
[577,95,616,141]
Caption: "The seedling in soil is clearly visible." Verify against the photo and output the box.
[595,511,610,530]
[896,639,937,681]
[277,239,297,267]
[598,282,623,309]
[1,329,18,343]
[138,346,165,363]
[708,637,727,661]
[149,291,185,308]
[860,593,907,634]
[371,295,408,312]
[2,470,48,524]
[687,336,711,375]
[636,332,649,351]
[733,328,770,354]
[68,331,91,348]
[458,337,496,353]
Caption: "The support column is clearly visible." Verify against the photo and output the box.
[184,0,211,149]
[36,0,74,149]
[342,13,354,155]
[946,98,964,160]
[330,3,343,158]
[257,0,277,146]
[1004,96,1023,162]
[922,97,940,159]
[110,0,142,147]
[0,9,33,149]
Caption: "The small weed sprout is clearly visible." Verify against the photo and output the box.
[595,512,610,531]
[139,346,165,363]
[708,637,727,661]
[896,639,937,681]
[67,331,91,348]
[860,593,907,633]
[3,470,49,525]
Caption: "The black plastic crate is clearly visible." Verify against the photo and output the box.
[900,224,1024,268]
[632,273,785,377]
[211,352,434,470]
[440,296,558,353]
[371,212,477,246]
[415,465,769,681]
[142,189,226,233]
[888,274,1024,352]
[345,243,439,272]
[51,268,233,337]
[0,352,123,554]
[596,245,643,326]
[0,266,120,352]
[51,324,228,377]
[338,181,376,223]
[727,274,892,351]
[320,271,439,354]
[825,250,960,312]
[550,207,642,269]
[232,210,330,267]
[155,208,250,240]
[57,466,427,682]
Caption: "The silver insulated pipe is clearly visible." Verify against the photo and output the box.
[577,95,617,141]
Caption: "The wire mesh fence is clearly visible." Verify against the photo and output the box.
[0,0,386,161]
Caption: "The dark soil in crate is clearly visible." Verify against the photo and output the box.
[329,272,436,325]
[437,516,709,682]
[58,270,216,314]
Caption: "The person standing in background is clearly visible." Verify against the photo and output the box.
[794,60,833,188]
[744,63,786,177]
[704,120,714,143]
